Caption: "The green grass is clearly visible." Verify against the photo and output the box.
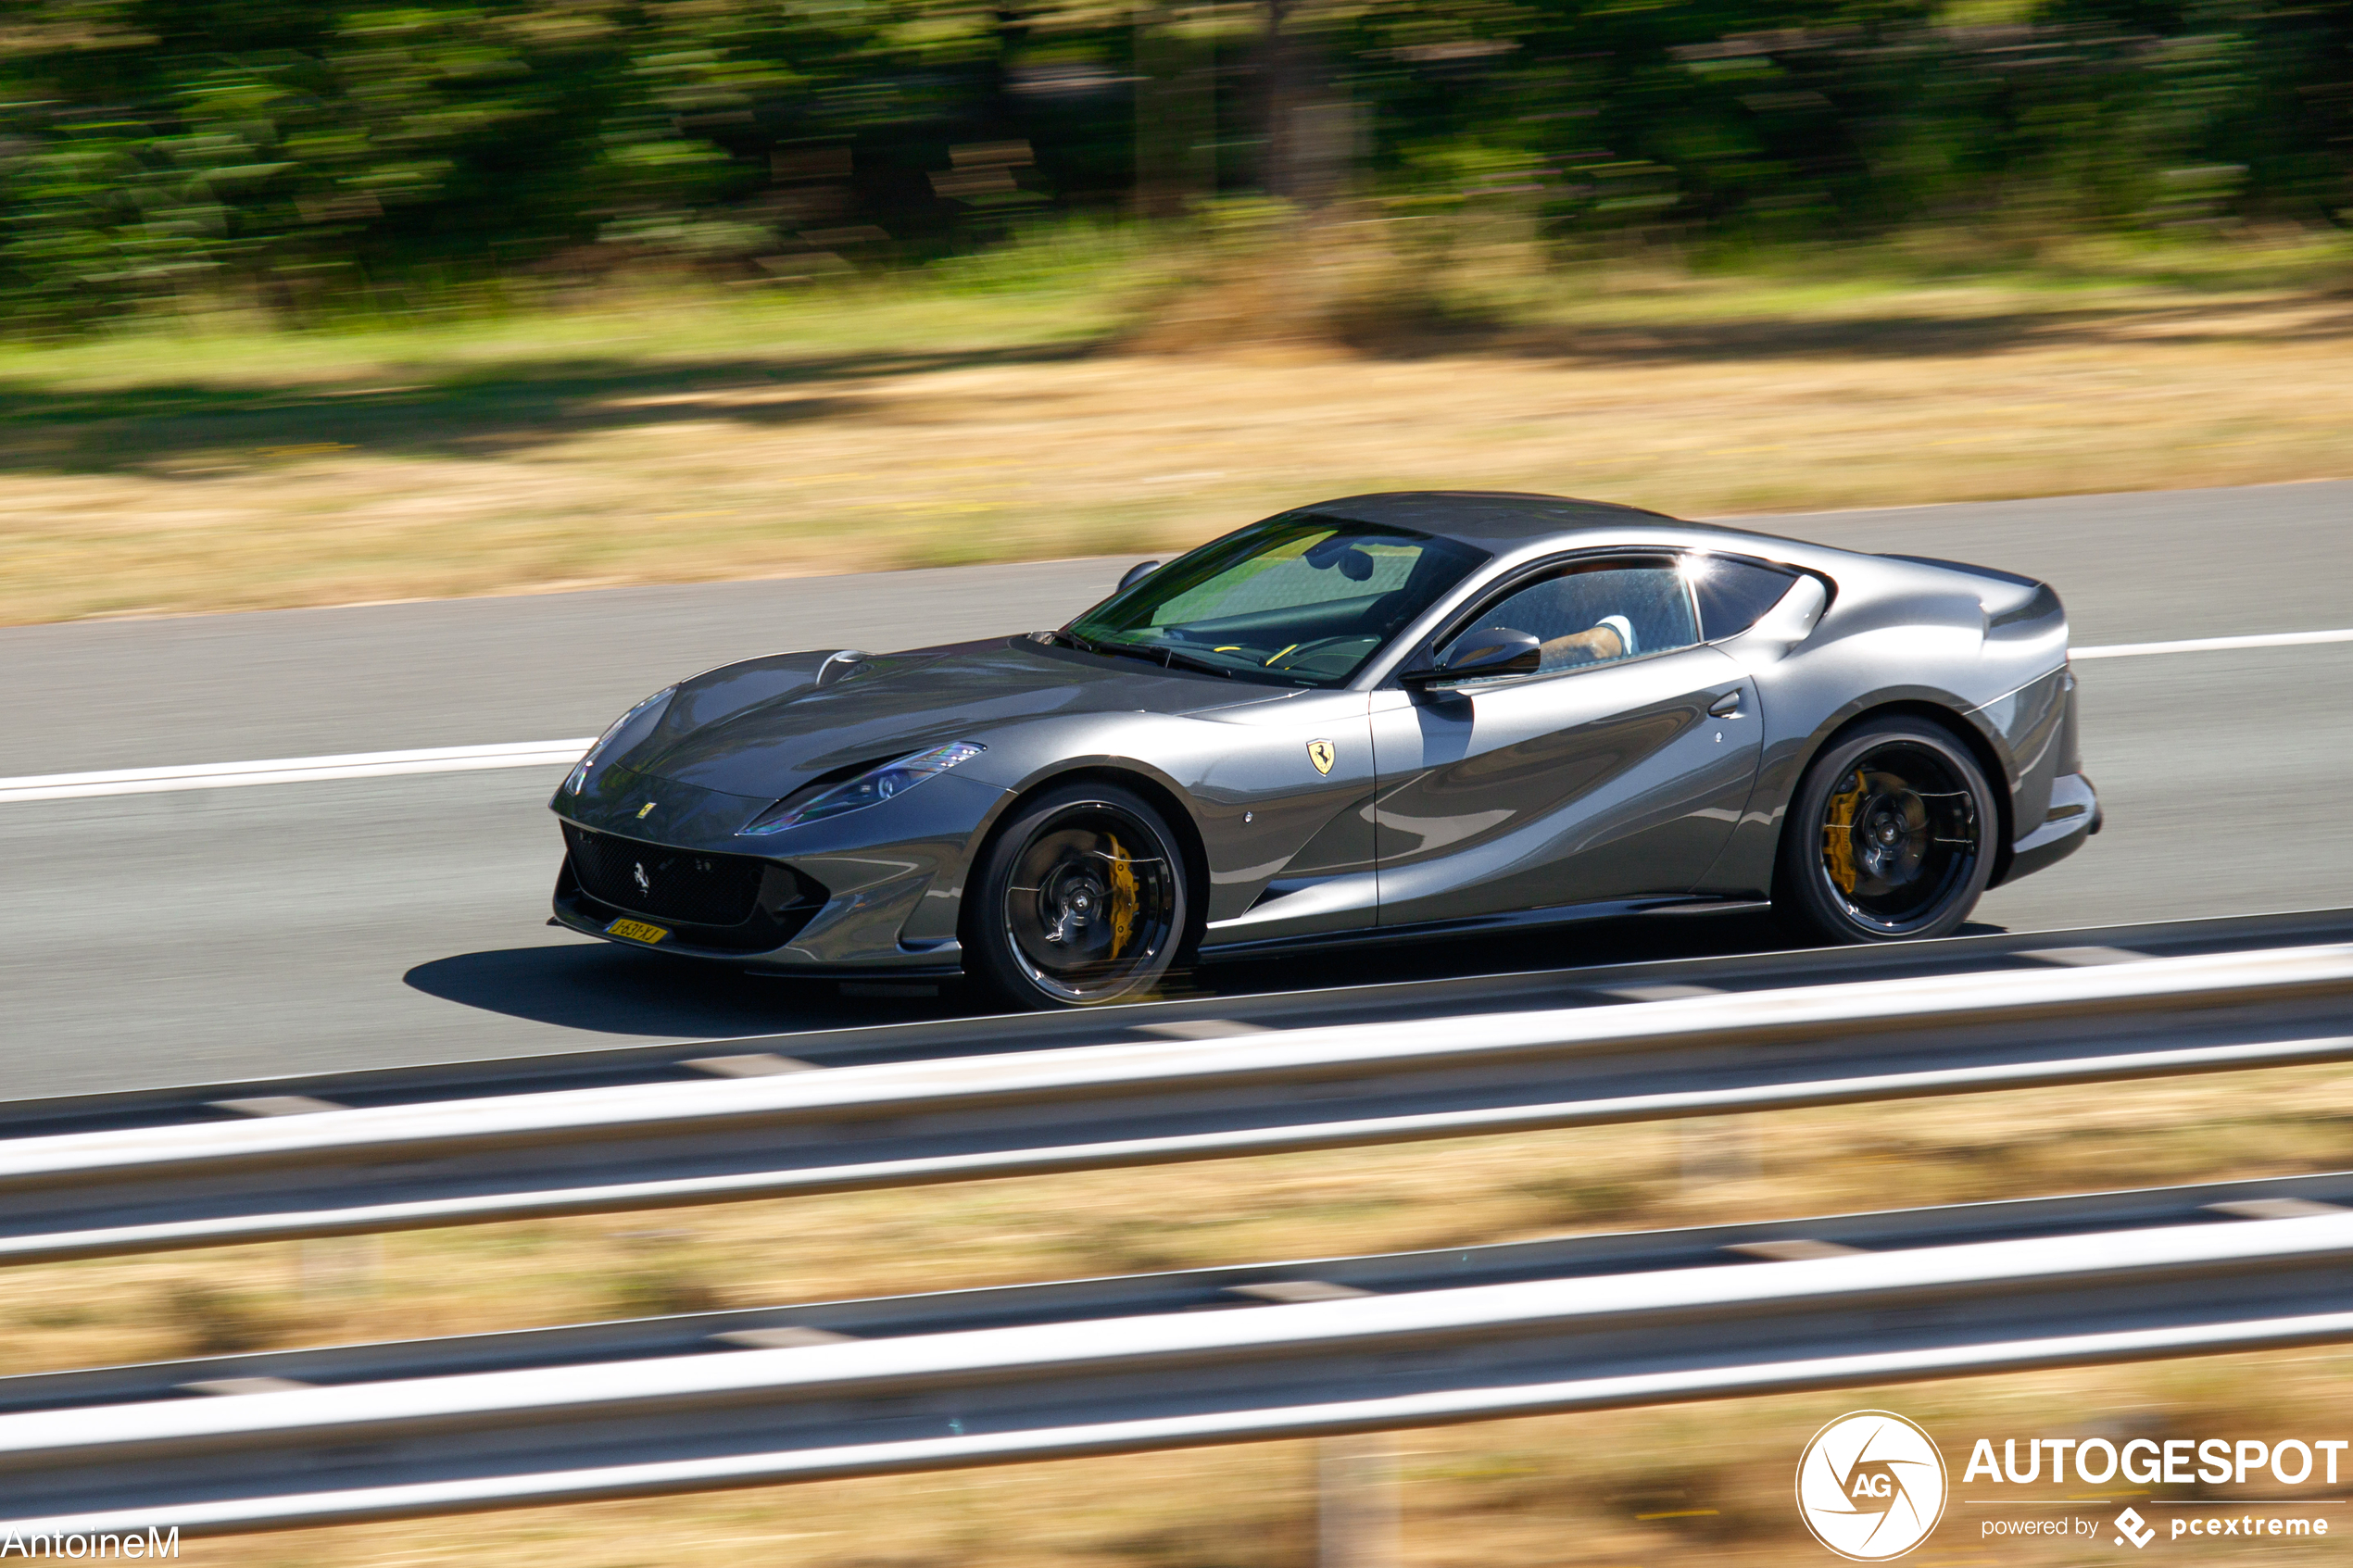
[0,218,1174,391]
[9,219,2343,394]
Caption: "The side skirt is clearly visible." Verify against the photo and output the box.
[1195,896,1774,964]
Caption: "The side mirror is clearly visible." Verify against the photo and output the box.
[1400,627,1541,689]
[814,648,870,688]
[1117,559,1162,592]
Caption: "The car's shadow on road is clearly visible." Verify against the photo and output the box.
[402,941,954,1039]
[1202,911,1802,997]
[405,912,2007,1046]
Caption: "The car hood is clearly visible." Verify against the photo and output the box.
[612,636,1287,799]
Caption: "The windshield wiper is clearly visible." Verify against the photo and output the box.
[1081,635,1173,670]
[1055,629,1153,665]
[1058,631,1301,684]
[1063,631,1231,678]
[1151,646,1238,679]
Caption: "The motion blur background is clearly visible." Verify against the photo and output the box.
[6,2,2353,1564]
[3,0,2352,622]
[10,0,2353,317]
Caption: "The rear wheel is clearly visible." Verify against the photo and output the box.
[967,782,1189,1009]
[1776,716,1996,944]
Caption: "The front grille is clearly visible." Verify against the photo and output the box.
[563,824,767,927]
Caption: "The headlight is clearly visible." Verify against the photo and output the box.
[740,741,984,835]
[563,684,677,796]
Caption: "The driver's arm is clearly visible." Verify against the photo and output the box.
[1540,614,1634,667]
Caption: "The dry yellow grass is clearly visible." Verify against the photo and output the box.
[4,257,2349,626]
[15,1060,2353,1563]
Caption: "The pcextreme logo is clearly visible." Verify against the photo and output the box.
[1796,1410,1950,1561]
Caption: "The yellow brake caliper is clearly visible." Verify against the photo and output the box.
[1823,769,1866,895]
[1104,834,1139,958]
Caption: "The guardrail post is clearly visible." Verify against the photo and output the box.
[1317,1432,1400,1568]
[297,1234,383,1299]
[1680,1115,1759,1189]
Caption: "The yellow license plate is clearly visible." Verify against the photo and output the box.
[605,918,670,944]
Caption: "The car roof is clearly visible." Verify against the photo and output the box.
[1302,491,1813,556]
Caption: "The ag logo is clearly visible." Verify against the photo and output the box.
[1306,739,1335,775]
[1795,1411,1947,1561]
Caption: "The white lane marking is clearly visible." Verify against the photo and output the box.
[0,740,593,804]
[2071,628,2353,660]
[6,624,2351,805]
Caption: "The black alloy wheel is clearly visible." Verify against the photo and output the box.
[969,781,1189,1008]
[1776,715,1996,944]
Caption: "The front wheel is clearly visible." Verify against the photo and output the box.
[1775,716,1996,944]
[966,782,1190,1009]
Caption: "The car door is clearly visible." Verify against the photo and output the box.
[1370,555,1764,926]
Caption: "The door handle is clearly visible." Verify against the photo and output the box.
[1708,691,1743,718]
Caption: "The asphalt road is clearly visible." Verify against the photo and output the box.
[4,481,2347,1098]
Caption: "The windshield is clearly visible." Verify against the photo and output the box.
[1067,514,1488,686]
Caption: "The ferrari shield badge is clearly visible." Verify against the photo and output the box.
[1306,739,1336,775]
[636,802,658,819]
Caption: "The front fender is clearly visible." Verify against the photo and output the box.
[904,749,1214,947]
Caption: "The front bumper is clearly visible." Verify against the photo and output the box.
[1995,771,2100,887]
[554,825,837,957]
[547,762,1009,972]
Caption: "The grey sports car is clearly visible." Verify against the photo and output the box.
[549,493,2098,1008]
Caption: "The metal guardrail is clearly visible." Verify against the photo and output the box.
[7,1164,2349,1417]
[14,906,2353,1141]
[7,1203,2353,1535]
[4,941,2353,1265]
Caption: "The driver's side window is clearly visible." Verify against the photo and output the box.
[1438,559,1698,677]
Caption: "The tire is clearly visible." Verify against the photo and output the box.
[1774,715,1997,945]
[966,781,1191,1009]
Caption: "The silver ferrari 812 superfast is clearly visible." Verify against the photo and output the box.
[550,493,2098,1007]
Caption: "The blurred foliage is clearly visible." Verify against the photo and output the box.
[0,0,2347,326]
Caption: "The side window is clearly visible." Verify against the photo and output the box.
[1689,556,1802,641]
[1437,559,1699,676]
